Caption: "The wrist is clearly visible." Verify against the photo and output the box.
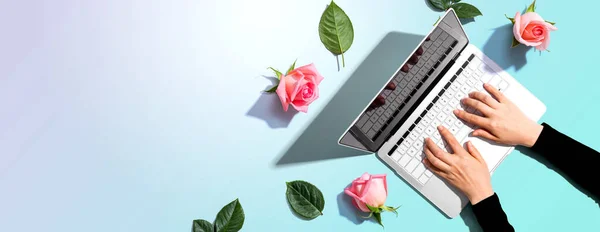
[522,124,544,148]
[467,188,494,205]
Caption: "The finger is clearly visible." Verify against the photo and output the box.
[401,64,409,73]
[416,46,424,56]
[437,125,463,154]
[408,54,419,65]
[454,109,490,128]
[423,158,448,177]
[425,138,453,165]
[483,83,508,103]
[385,82,396,90]
[468,91,500,109]
[426,36,431,41]
[370,95,385,108]
[424,144,451,171]
[472,129,497,141]
[461,97,493,115]
[466,141,487,164]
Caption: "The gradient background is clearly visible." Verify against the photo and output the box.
[1,0,599,231]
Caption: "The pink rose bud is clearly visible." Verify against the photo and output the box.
[512,12,557,51]
[344,173,388,212]
[275,63,324,113]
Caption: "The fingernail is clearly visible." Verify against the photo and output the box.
[453,109,459,114]
[484,83,490,87]
[437,125,444,130]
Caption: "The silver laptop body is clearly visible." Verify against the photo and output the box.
[338,9,546,218]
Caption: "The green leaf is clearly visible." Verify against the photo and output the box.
[428,0,448,10]
[451,3,483,19]
[373,212,384,227]
[526,0,536,13]
[286,59,297,75]
[505,14,515,24]
[268,67,283,80]
[214,199,245,232]
[366,204,381,213]
[319,1,354,67]
[193,219,214,232]
[285,180,325,220]
[511,37,520,48]
[264,85,278,93]
[545,20,556,25]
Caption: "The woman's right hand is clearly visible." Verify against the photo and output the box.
[453,83,543,148]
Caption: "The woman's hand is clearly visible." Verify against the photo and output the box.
[454,83,543,147]
[424,126,493,204]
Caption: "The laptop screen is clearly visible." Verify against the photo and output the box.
[340,12,468,152]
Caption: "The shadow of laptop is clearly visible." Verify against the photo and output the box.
[273,31,426,166]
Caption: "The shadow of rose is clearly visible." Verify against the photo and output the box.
[482,24,532,71]
[246,79,298,128]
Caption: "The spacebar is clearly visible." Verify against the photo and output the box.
[455,126,473,143]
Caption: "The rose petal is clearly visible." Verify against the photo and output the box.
[287,72,306,101]
[519,12,545,32]
[295,63,324,85]
[275,75,290,111]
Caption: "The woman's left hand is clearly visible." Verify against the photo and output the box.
[424,126,494,204]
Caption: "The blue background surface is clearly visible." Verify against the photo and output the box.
[1,0,599,231]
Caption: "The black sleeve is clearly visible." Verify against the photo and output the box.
[530,123,600,198]
[471,193,515,232]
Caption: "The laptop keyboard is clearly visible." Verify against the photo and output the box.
[355,28,458,141]
[387,54,510,185]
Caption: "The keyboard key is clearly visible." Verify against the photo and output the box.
[425,169,433,177]
[436,113,446,121]
[436,140,445,148]
[412,163,426,178]
[449,125,459,135]
[407,147,417,157]
[443,106,454,114]
[391,151,402,161]
[398,154,411,167]
[456,75,467,84]
[409,132,419,140]
[454,119,464,127]
[455,91,465,100]
[467,78,478,87]
[413,139,424,149]
[499,80,509,92]
[460,85,470,94]
[405,158,420,172]
[481,73,493,83]
[451,82,460,91]
[427,111,437,119]
[415,125,425,134]
[367,129,377,138]
[455,126,472,142]
[445,115,456,126]
[433,103,443,112]
[425,126,435,135]
[356,115,369,128]
[362,121,374,131]
[489,75,502,88]
[422,116,432,125]
[418,174,431,185]
[432,119,442,127]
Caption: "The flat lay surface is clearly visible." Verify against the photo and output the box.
[1,0,599,231]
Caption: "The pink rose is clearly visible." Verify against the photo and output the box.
[344,173,388,212]
[275,63,323,113]
[513,12,557,51]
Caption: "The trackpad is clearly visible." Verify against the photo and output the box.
[463,135,512,173]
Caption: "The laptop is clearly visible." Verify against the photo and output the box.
[338,9,546,218]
